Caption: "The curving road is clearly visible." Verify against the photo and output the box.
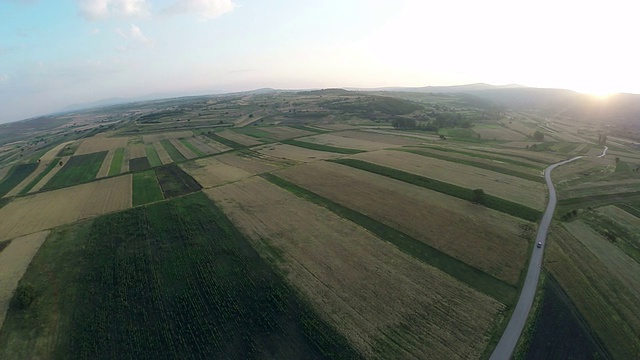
[489,146,607,360]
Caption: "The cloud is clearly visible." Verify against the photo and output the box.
[78,0,149,20]
[115,24,153,51]
[164,0,235,19]
[0,74,8,83]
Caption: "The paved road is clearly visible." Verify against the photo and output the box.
[489,146,607,359]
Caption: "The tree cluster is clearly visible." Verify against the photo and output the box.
[533,130,545,141]
[598,134,607,145]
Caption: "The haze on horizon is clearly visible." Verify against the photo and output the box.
[1,0,638,123]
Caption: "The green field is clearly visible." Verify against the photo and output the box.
[129,157,151,172]
[232,127,276,141]
[108,148,125,176]
[281,139,364,154]
[0,193,360,359]
[18,158,61,195]
[179,138,205,157]
[132,170,164,206]
[145,144,162,167]
[160,140,187,162]
[331,158,542,222]
[615,160,630,172]
[154,163,202,198]
[262,173,517,306]
[42,152,108,190]
[57,143,78,157]
[0,163,39,197]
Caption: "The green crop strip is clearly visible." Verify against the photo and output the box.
[261,173,517,306]
[281,139,364,154]
[19,158,61,195]
[160,140,186,162]
[108,148,125,176]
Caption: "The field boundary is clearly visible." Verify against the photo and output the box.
[281,139,364,154]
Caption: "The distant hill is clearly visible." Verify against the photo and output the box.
[372,83,526,93]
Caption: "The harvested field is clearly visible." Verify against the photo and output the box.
[0,175,132,241]
[481,147,567,164]
[0,167,10,183]
[180,158,252,189]
[255,143,342,162]
[216,152,288,174]
[205,177,504,359]
[39,141,73,162]
[121,146,130,173]
[28,156,70,193]
[0,231,50,328]
[599,205,640,229]
[553,157,613,185]
[196,135,232,152]
[348,150,547,210]
[314,123,357,131]
[126,144,146,159]
[545,225,640,359]
[474,126,525,141]
[169,138,197,159]
[142,131,193,143]
[258,126,315,140]
[95,149,115,178]
[363,129,440,142]
[75,137,128,156]
[153,142,173,164]
[559,178,640,199]
[341,130,426,146]
[186,136,219,155]
[216,130,263,146]
[275,161,530,285]
[299,133,403,151]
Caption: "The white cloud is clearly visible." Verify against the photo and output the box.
[115,24,153,51]
[0,74,8,83]
[164,0,235,20]
[78,0,149,20]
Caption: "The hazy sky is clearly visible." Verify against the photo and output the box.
[1,0,638,123]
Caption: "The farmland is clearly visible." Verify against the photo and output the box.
[1,89,640,359]
[205,177,504,358]
[0,194,359,359]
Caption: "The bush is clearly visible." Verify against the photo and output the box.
[13,283,37,309]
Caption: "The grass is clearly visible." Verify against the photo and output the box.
[0,163,39,197]
[160,140,187,162]
[18,158,61,195]
[0,193,361,359]
[439,127,479,139]
[331,158,542,222]
[154,163,202,198]
[558,190,640,211]
[145,144,162,167]
[0,239,11,253]
[617,203,640,219]
[231,127,276,141]
[615,160,630,172]
[56,143,78,157]
[42,152,108,190]
[203,132,245,149]
[108,148,125,176]
[398,148,544,183]
[178,138,205,157]
[281,139,364,154]
[288,125,328,133]
[132,170,163,206]
[262,173,517,306]
[129,157,151,172]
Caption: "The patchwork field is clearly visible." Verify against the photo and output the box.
[216,151,290,174]
[298,133,403,151]
[181,158,253,188]
[169,138,197,159]
[0,175,132,241]
[470,126,525,141]
[255,143,342,162]
[42,151,108,190]
[216,130,263,146]
[28,156,70,193]
[274,161,530,285]
[259,126,315,140]
[347,150,547,210]
[153,141,173,164]
[142,131,193,143]
[195,135,232,153]
[95,149,116,178]
[0,163,38,198]
[206,177,504,359]
[0,231,50,329]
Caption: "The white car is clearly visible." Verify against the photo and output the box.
[537,241,542,248]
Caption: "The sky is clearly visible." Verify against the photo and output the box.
[1,0,638,123]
